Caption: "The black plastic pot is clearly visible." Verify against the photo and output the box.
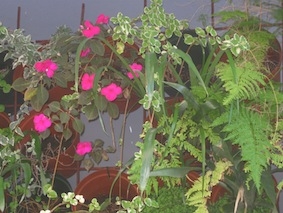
[0,52,23,114]
[165,29,210,97]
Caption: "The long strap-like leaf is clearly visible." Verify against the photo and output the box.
[140,128,158,194]
[0,177,4,212]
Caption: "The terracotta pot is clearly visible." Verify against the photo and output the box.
[18,109,79,178]
[0,112,10,129]
[48,81,75,103]
[73,168,139,211]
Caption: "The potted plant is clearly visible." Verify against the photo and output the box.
[18,101,82,178]
[205,142,280,213]
[0,120,65,213]
[213,2,282,82]
[0,51,24,115]
[109,1,283,213]
[72,168,139,212]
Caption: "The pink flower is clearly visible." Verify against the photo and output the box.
[76,141,92,156]
[81,73,95,90]
[33,113,52,133]
[81,20,100,38]
[34,59,58,78]
[127,63,143,79]
[96,14,110,24]
[101,83,122,101]
[80,47,91,57]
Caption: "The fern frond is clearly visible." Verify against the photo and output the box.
[216,107,273,190]
[186,160,232,212]
[216,62,265,105]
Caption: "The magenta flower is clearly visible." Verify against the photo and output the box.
[96,14,110,24]
[101,83,122,101]
[81,73,95,91]
[127,63,143,79]
[34,59,58,78]
[81,20,100,38]
[80,47,91,57]
[76,141,92,156]
[33,113,52,133]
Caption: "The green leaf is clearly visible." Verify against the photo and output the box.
[83,104,99,121]
[94,139,104,147]
[0,177,5,212]
[12,77,30,92]
[149,167,192,178]
[107,102,119,119]
[30,84,49,111]
[22,162,32,188]
[121,200,132,209]
[24,87,37,101]
[173,48,208,94]
[53,72,68,88]
[54,123,63,133]
[63,128,72,141]
[31,131,42,160]
[72,117,85,134]
[95,95,108,112]
[48,101,61,112]
[74,38,89,92]
[145,52,156,99]
[59,111,70,124]
[89,39,105,56]
[164,82,199,111]
[140,128,158,194]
